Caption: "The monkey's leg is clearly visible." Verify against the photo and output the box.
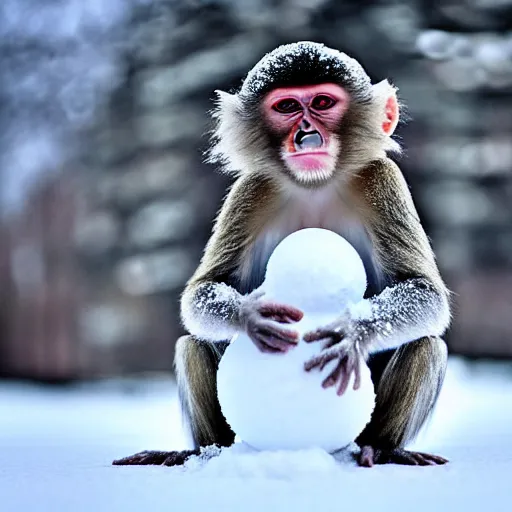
[176,336,235,448]
[355,336,448,467]
[113,336,234,467]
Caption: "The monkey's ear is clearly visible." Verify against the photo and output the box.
[372,80,399,136]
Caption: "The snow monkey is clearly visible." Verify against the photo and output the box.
[113,42,450,468]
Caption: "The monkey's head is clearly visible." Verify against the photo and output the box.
[209,42,400,187]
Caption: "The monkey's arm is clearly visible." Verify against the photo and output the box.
[181,174,267,340]
[305,158,450,374]
[357,158,451,352]
[181,174,302,345]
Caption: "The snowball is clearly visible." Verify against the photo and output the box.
[264,228,367,313]
[217,228,376,452]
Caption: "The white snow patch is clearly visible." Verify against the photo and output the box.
[0,358,511,512]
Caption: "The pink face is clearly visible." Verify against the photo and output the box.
[262,83,349,181]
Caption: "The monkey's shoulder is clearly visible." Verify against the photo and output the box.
[210,173,281,243]
[354,157,406,189]
[350,158,418,214]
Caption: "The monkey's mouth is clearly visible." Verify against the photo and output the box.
[294,130,324,152]
[286,128,335,176]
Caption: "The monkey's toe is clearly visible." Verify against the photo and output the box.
[112,449,199,467]
[357,446,448,467]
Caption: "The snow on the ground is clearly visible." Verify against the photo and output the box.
[0,357,511,512]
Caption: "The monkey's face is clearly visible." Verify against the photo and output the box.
[262,83,348,186]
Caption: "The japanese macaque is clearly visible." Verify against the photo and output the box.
[113,42,450,468]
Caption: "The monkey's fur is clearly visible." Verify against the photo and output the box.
[113,42,450,468]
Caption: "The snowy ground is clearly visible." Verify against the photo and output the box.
[1,357,511,512]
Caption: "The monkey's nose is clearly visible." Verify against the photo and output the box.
[295,130,323,150]
[300,119,312,130]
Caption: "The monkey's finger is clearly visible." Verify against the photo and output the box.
[259,321,300,343]
[415,452,449,465]
[267,312,298,324]
[249,322,294,352]
[319,351,340,370]
[336,361,352,396]
[303,328,343,343]
[251,331,283,353]
[412,454,436,466]
[304,349,338,371]
[303,329,329,342]
[259,303,304,322]
[255,340,282,354]
[256,331,296,352]
[113,451,169,465]
[392,452,420,466]
[301,330,339,349]
[321,360,344,388]
[358,446,376,468]
[353,357,362,391]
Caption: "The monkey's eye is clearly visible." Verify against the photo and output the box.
[272,98,301,114]
[311,95,337,110]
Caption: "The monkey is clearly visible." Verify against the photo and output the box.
[113,41,450,469]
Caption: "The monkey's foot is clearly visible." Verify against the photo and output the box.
[357,446,448,467]
[112,449,200,467]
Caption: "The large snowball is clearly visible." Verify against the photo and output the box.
[217,228,376,452]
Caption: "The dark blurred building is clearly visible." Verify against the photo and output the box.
[1,0,512,380]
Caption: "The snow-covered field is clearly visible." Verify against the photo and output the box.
[0,357,511,512]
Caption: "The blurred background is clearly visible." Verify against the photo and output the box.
[1,0,512,383]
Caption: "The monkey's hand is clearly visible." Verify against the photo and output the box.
[303,315,368,395]
[239,291,304,354]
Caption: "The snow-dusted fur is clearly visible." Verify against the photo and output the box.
[239,42,372,99]
[173,42,452,464]
[208,80,402,183]
[208,41,402,185]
